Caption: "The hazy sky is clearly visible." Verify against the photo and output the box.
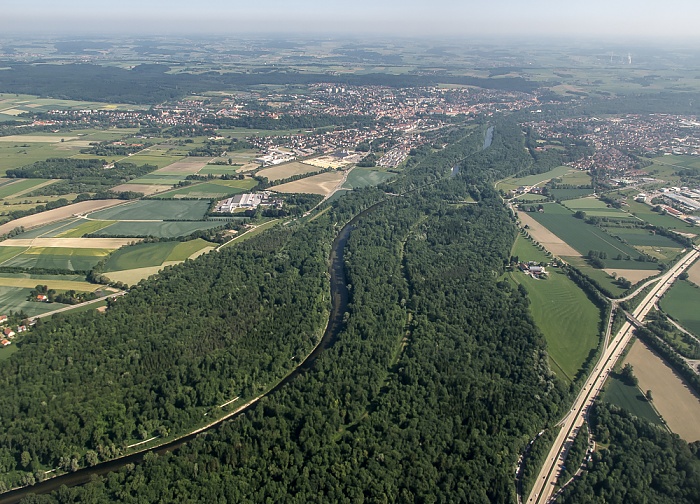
[3,0,700,40]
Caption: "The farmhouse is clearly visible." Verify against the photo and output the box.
[36,294,48,302]
[0,315,6,324]
[1,339,10,347]
[3,328,15,338]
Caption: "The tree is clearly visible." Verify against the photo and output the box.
[20,450,31,469]
[621,363,638,386]
[646,389,653,401]
[573,210,586,219]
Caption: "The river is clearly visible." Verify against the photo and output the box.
[451,125,494,178]
[0,207,372,503]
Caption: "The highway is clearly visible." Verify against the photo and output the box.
[527,246,700,504]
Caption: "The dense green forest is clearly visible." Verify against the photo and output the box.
[0,217,334,489]
[558,402,700,503]
[0,121,573,502]
[0,63,537,104]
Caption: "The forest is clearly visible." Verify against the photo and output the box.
[558,402,700,503]
[0,121,575,501]
[0,63,538,104]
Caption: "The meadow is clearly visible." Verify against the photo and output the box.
[496,165,573,191]
[87,200,210,221]
[90,220,225,238]
[603,375,663,425]
[509,235,601,382]
[660,280,700,336]
[549,188,594,200]
[342,168,396,189]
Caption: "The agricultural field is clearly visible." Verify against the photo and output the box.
[271,170,345,196]
[342,168,396,189]
[90,220,225,238]
[0,199,124,236]
[508,235,601,382]
[0,274,100,293]
[549,188,594,200]
[687,260,700,287]
[0,142,80,175]
[0,238,134,249]
[106,238,215,270]
[556,169,592,186]
[110,183,170,196]
[199,165,241,176]
[660,280,700,336]
[496,165,573,192]
[603,375,663,426]
[625,340,700,442]
[0,94,146,115]
[86,200,210,221]
[151,157,213,175]
[152,179,256,199]
[257,161,322,181]
[528,203,655,269]
[625,199,696,231]
[55,220,117,238]
[103,239,215,285]
[562,196,636,219]
[0,247,112,271]
[0,179,53,199]
[124,174,189,186]
[0,286,71,318]
[513,193,548,202]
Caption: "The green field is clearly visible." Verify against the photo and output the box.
[12,219,82,239]
[602,227,682,248]
[342,168,396,189]
[0,179,51,199]
[125,174,188,185]
[513,193,548,202]
[550,188,594,200]
[604,375,663,425]
[87,200,210,221]
[91,221,225,238]
[152,179,257,199]
[557,170,592,186]
[625,199,696,230]
[0,247,27,265]
[0,286,71,317]
[0,143,77,175]
[55,220,117,238]
[166,239,215,261]
[563,256,629,297]
[2,247,111,271]
[660,280,700,336]
[530,203,654,268]
[496,165,573,191]
[103,242,180,272]
[509,236,602,381]
[199,165,241,176]
[102,239,214,271]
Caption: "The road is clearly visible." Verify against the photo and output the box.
[527,246,700,504]
[28,291,126,322]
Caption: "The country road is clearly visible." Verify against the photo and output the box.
[28,291,126,322]
[527,246,700,504]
